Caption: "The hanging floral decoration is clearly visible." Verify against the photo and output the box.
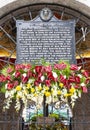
[0,60,89,111]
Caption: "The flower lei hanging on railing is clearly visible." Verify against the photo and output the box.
[0,60,89,111]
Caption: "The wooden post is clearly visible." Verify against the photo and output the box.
[43,95,48,117]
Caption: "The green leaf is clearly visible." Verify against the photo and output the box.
[0,86,6,93]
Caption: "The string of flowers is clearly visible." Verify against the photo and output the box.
[0,60,89,111]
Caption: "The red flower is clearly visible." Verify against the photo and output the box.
[32,73,36,78]
[47,72,54,80]
[54,62,67,70]
[27,70,33,78]
[70,64,78,71]
[15,71,21,78]
[6,75,11,81]
[74,85,79,89]
[38,73,42,78]
[68,76,75,83]
[60,74,66,84]
[7,83,14,90]
[21,76,28,84]
[35,66,43,73]
[45,80,51,87]
[75,76,80,83]
[66,82,71,89]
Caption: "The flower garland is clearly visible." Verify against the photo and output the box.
[0,60,89,111]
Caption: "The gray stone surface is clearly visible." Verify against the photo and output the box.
[0,0,90,18]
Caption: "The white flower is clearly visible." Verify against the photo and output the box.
[62,88,67,94]
[12,72,15,76]
[28,79,34,83]
[78,91,81,97]
[11,89,16,95]
[71,92,78,99]
[77,74,82,78]
[81,83,85,86]
[41,76,45,81]
[17,91,23,97]
[5,84,7,89]
[46,96,52,104]
[5,91,10,98]
[52,72,57,78]
[78,66,82,70]
[23,73,26,77]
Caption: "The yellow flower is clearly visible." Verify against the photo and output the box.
[24,89,28,95]
[34,93,38,97]
[44,91,51,97]
[31,88,35,93]
[59,83,64,88]
[38,85,42,91]
[64,93,72,97]
[27,83,31,89]
[16,85,21,91]
[69,87,75,94]
[44,86,49,91]
[57,90,62,95]
[16,94,21,99]
[51,89,54,94]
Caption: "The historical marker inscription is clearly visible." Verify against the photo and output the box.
[16,9,75,64]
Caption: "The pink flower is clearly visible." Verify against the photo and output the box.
[15,64,25,71]
[85,78,90,84]
[14,80,19,87]
[25,64,32,69]
[0,75,6,82]
[70,64,78,71]
[34,80,39,86]
[7,83,14,90]
[44,65,52,72]
[7,68,13,73]
[82,70,89,78]
[54,63,67,70]
[82,86,88,93]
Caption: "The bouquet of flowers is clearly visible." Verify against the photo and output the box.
[0,60,89,111]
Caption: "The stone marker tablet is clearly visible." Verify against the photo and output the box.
[16,8,76,64]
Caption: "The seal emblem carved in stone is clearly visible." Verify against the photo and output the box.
[40,8,53,21]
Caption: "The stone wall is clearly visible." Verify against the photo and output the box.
[0,0,90,19]
[0,93,20,130]
[72,89,90,130]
